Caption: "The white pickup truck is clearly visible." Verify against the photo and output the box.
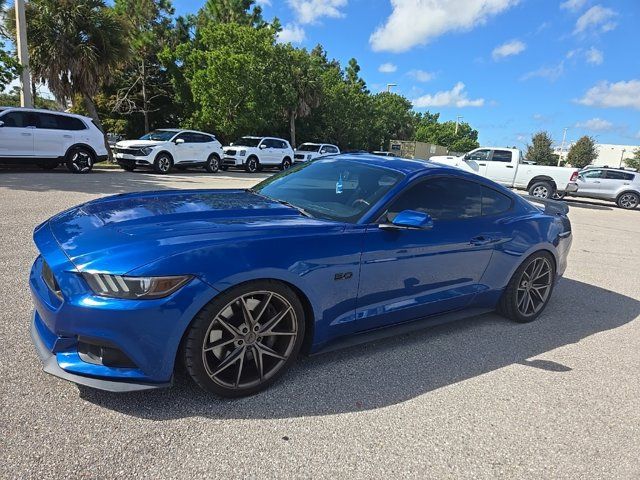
[430,147,579,199]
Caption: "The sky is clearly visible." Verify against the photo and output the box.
[170,0,639,148]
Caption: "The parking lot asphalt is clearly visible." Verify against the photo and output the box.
[1,168,639,479]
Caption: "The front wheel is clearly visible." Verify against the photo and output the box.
[205,154,220,173]
[498,251,556,323]
[65,147,94,174]
[245,156,259,173]
[617,192,639,210]
[153,153,173,174]
[280,157,292,171]
[529,181,554,199]
[183,281,305,397]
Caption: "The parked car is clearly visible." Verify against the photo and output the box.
[556,167,640,209]
[222,136,294,173]
[0,106,108,173]
[431,147,580,199]
[294,142,340,163]
[29,154,572,397]
[372,151,395,157]
[113,129,223,174]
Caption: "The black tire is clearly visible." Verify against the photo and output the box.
[616,192,639,210]
[153,152,173,174]
[552,191,566,200]
[245,156,259,173]
[498,251,556,323]
[65,147,94,174]
[528,181,554,199]
[120,164,135,172]
[183,280,305,398]
[280,157,292,171]
[205,153,220,173]
[38,162,58,170]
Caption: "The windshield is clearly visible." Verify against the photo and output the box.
[233,137,262,147]
[140,130,177,141]
[253,159,404,223]
[297,144,321,152]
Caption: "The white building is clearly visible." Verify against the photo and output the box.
[554,143,639,167]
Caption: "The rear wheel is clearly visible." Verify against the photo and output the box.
[65,147,94,174]
[153,153,173,174]
[183,281,305,397]
[617,192,639,210]
[205,153,220,173]
[529,181,554,199]
[498,251,556,323]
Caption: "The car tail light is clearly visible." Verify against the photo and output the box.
[570,171,579,182]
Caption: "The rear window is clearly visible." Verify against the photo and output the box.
[481,186,513,216]
[604,170,634,181]
[491,150,513,162]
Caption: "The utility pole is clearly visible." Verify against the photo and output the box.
[15,0,33,108]
[386,83,397,93]
[620,149,626,168]
[455,115,463,135]
[558,127,568,166]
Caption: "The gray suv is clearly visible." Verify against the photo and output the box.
[561,167,640,210]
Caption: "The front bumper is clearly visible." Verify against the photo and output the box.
[115,154,152,168]
[222,156,244,167]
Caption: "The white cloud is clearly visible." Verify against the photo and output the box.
[277,24,306,44]
[407,69,435,82]
[577,80,640,110]
[585,47,603,65]
[492,39,526,60]
[378,63,398,73]
[574,5,617,35]
[575,117,614,131]
[370,0,520,53]
[287,0,348,25]
[560,0,588,12]
[521,62,565,82]
[256,0,272,6]
[412,82,485,108]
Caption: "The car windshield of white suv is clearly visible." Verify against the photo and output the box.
[297,144,321,152]
[140,130,178,141]
[233,137,262,147]
[251,159,404,223]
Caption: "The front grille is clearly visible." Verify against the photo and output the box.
[42,261,62,299]
[225,149,237,156]
[223,159,238,166]
[294,154,305,160]
[115,147,143,156]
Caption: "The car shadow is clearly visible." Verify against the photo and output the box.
[0,165,270,195]
[78,277,640,420]
[564,199,615,211]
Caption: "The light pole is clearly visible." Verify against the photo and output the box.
[15,0,33,108]
[455,115,463,135]
[620,148,626,168]
[558,127,568,166]
[386,83,397,93]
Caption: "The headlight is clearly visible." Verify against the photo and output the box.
[239,150,246,156]
[140,147,153,156]
[82,273,192,299]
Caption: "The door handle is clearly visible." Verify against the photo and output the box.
[478,163,486,166]
[63,134,72,138]
[593,181,601,183]
[506,165,514,168]
[470,235,494,246]
[21,132,32,136]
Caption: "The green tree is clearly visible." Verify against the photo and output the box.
[10,0,128,134]
[414,113,479,152]
[0,0,20,90]
[370,92,417,151]
[567,135,597,169]
[624,148,640,171]
[526,131,556,166]
[196,0,266,30]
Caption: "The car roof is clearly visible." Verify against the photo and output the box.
[156,128,215,136]
[241,136,288,141]
[0,106,92,121]
[320,153,452,175]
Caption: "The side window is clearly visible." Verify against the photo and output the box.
[1,111,36,128]
[581,169,603,179]
[58,115,86,131]
[36,113,61,130]
[481,186,513,216]
[604,170,634,181]
[276,140,287,149]
[194,133,214,143]
[466,149,490,161]
[175,133,195,143]
[490,150,513,162]
[386,177,482,222]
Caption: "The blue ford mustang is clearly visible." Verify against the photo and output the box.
[30,154,572,397]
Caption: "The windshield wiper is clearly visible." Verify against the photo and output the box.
[246,189,314,218]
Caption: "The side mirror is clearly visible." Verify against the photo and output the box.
[380,210,434,230]
[175,138,185,144]
[259,144,267,149]
[0,120,4,127]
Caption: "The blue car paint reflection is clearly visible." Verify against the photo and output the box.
[29,155,571,390]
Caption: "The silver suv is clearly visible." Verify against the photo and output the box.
[563,167,640,209]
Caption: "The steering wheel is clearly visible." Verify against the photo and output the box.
[351,198,370,208]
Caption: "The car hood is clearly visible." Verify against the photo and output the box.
[115,139,165,148]
[46,189,334,273]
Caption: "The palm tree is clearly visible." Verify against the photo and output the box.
[19,0,128,132]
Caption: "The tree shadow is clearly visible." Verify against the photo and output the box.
[0,166,269,196]
[78,277,640,420]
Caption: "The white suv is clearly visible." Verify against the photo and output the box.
[0,106,108,173]
[222,136,294,173]
[114,129,223,174]
[294,143,340,163]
